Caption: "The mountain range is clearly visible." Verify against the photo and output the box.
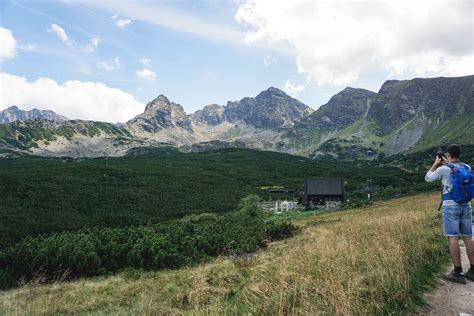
[0,106,68,123]
[0,75,472,159]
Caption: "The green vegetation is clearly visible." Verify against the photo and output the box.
[384,144,474,173]
[0,195,297,289]
[0,193,449,314]
[412,115,474,152]
[317,136,382,160]
[0,147,430,250]
[0,120,132,149]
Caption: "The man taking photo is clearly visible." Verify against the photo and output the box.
[425,144,474,284]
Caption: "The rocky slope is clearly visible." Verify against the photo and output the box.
[125,95,196,146]
[287,75,473,159]
[0,106,68,123]
[124,87,314,151]
[297,87,375,130]
[223,87,314,129]
[0,75,472,158]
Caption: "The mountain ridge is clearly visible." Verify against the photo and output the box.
[0,105,68,123]
[1,75,472,159]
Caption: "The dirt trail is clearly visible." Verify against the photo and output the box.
[421,227,474,315]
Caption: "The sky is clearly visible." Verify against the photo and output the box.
[0,0,472,122]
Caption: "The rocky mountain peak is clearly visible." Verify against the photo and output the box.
[127,95,192,134]
[368,75,474,134]
[5,105,20,111]
[144,95,172,112]
[256,87,288,99]
[0,105,68,123]
[190,104,226,126]
[223,87,314,129]
[295,87,376,130]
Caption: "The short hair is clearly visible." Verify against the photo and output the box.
[447,144,461,159]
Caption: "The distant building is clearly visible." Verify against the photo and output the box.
[298,177,346,207]
[266,187,296,201]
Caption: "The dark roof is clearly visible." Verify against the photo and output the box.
[304,177,344,196]
[269,188,295,194]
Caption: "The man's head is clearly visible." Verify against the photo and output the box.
[446,144,461,162]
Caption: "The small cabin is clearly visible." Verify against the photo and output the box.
[299,177,346,207]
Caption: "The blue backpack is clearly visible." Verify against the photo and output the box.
[442,163,474,203]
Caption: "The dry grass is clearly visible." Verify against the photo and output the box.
[0,193,448,315]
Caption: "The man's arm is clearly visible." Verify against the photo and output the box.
[425,156,445,182]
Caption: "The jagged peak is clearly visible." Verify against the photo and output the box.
[3,105,20,111]
[145,95,172,111]
[150,94,170,104]
[256,86,289,99]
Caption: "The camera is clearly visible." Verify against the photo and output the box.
[437,152,446,159]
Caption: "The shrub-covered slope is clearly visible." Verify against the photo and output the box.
[0,148,428,250]
[0,193,449,315]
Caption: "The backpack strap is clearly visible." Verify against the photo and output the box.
[442,163,457,200]
[442,192,454,200]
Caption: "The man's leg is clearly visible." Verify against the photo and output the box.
[461,236,474,265]
[442,205,466,283]
[448,237,462,267]
[460,205,474,281]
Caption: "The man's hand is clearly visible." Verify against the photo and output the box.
[429,156,444,172]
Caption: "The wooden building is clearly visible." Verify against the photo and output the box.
[298,177,346,207]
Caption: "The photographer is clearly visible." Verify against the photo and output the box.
[425,144,474,284]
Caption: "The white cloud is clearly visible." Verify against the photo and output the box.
[111,14,132,29]
[263,55,276,67]
[136,68,156,80]
[19,44,36,52]
[284,80,305,96]
[116,19,132,29]
[88,2,243,44]
[236,0,473,86]
[0,73,144,122]
[48,24,72,47]
[139,58,151,66]
[97,57,120,71]
[84,37,100,53]
[0,27,17,61]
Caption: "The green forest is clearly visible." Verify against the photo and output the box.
[0,147,437,250]
[2,145,468,289]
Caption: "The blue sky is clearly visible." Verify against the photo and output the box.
[0,0,472,122]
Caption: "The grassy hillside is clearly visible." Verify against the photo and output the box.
[0,147,429,250]
[0,193,449,315]
[0,120,132,150]
[412,115,474,152]
[301,113,474,160]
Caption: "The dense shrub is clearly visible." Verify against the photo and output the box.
[265,221,300,241]
[0,196,298,289]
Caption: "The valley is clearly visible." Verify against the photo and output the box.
[0,193,450,315]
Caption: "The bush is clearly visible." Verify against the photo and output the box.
[265,222,300,241]
[0,195,292,289]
